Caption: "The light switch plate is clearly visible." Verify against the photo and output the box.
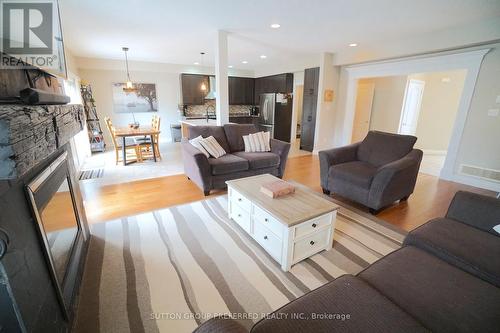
[487,109,499,117]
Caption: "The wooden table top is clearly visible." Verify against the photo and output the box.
[226,174,339,227]
[114,127,160,137]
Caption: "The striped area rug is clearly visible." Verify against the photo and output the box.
[74,195,406,333]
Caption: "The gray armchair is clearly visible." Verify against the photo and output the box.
[319,131,423,213]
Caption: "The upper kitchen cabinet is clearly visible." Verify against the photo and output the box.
[254,73,293,104]
[229,77,254,105]
[181,73,209,105]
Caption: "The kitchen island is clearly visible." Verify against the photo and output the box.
[180,118,218,139]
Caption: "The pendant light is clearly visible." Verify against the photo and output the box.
[122,47,137,93]
[199,52,207,92]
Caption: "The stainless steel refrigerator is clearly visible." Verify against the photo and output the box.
[258,93,292,142]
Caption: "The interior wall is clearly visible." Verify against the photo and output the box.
[78,67,181,145]
[291,70,304,141]
[457,43,500,172]
[76,57,255,145]
[410,70,467,152]
[365,76,407,133]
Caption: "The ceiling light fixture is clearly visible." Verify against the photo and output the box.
[199,52,207,91]
[122,47,137,93]
[270,23,280,29]
[228,65,233,68]
[194,62,200,65]
[242,60,248,64]
[349,43,358,47]
[260,55,267,59]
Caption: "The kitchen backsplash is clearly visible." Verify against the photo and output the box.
[183,100,253,117]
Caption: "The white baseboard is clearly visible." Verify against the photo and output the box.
[422,149,447,156]
[447,173,500,192]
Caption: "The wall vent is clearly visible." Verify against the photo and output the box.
[460,164,500,183]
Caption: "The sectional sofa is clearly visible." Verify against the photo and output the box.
[194,191,500,332]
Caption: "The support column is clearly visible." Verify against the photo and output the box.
[313,52,340,152]
[215,30,229,125]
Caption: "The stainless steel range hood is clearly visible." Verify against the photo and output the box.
[205,76,216,100]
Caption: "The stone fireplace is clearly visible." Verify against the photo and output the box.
[0,104,89,332]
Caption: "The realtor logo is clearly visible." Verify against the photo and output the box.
[2,1,53,54]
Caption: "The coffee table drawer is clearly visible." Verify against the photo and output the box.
[231,203,250,233]
[295,212,333,240]
[253,205,284,239]
[293,228,330,263]
[230,189,251,212]
[253,221,282,261]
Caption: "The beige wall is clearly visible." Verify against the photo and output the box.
[410,70,466,152]
[363,76,407,133]
[79,67,182,144]
[457,43,500,172]
[76,57,254,145]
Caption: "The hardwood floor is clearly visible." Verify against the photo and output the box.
[80,155,494,232]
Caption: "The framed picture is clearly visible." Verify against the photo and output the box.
[112,83,158,113]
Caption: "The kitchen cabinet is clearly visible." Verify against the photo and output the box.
[254,73,293,104]
[229,116,259,125]
[300,67,320,152]
[181,74,209,105]
[229,77,254,105]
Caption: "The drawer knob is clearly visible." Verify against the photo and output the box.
[312,223,317,228]
[237,214,241,217]
[238,198,242,202]
[264,218,268,222]
[264,235,268,240]
[310,241,315,246]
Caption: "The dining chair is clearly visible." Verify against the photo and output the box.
[136,115,161,161]
[104,117,142,165]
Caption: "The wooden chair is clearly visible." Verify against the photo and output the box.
[137,115,161,161]
[104,117,142,165]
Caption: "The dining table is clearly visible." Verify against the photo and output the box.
[114,126,160,165]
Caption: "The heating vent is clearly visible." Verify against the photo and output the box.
[78,168,104,181]
[460,164,500,183]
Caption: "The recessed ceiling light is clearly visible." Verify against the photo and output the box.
[194,62,200,65]
[242,60,248,64]
[270,23,280,29]
[228,65,233,68]
[349,43,358,47]
[260,55,267,59]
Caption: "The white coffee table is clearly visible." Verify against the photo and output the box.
[226,174,339,271]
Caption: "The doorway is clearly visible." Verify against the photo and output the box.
[351,82,375,142]
[398,79,425,135]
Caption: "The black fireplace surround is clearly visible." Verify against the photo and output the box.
[0,104,89,332]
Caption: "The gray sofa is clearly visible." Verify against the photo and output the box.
[319,131,423,213]
[181,124,291,195]
[194,191,500,332]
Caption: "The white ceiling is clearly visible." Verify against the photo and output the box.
[60,0,500,75]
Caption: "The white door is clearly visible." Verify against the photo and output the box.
[399,79,425,135]
[352,82,375,142]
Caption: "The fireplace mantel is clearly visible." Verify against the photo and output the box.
[0,104,84,180]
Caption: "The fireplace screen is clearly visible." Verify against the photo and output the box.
[26,152,82,317]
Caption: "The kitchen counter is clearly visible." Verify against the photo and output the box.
[179,118,218,139]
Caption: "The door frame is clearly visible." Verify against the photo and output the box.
[398,79,425,135]
[336,48,491,189]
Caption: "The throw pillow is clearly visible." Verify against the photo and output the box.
[243,131,271,152]
[189,135,210,158]
[199,136,226,158]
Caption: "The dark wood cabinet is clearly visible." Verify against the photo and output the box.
[254,73,293,104]
[181,74,209,105]
[229,77,254,105]
[300,67,320,152]
[229,116,259,124]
